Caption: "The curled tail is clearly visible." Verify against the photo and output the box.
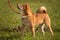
[36,6,47,14]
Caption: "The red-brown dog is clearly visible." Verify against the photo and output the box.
[17,4,54,37]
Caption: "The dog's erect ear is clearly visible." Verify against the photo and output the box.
[25,3,30,9]
[25,3,32,15]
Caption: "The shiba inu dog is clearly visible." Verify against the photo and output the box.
[17,4,54,37]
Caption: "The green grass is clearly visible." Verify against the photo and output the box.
[0,0,60,40]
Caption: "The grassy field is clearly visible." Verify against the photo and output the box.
[0,0,60,40]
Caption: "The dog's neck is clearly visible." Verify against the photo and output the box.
[21,16,29,19]
[20,13,30,19]
[20,9,32,19]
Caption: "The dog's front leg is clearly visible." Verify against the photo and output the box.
[20,24,26,37]
[31,24,35,37]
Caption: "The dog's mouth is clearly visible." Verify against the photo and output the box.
[17,4,23,10]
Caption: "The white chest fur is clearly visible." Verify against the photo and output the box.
[21,16,31,26]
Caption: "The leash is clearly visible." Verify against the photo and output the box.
[8,0,20,14]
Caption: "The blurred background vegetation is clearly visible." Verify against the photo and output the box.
[0,0,60,40]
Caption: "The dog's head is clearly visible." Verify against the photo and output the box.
[36,6,47,13]
[17,3,32,16]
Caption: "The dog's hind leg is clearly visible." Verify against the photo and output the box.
[45,19,54,36]
[41,24,45,36]
[46,23,54,36]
